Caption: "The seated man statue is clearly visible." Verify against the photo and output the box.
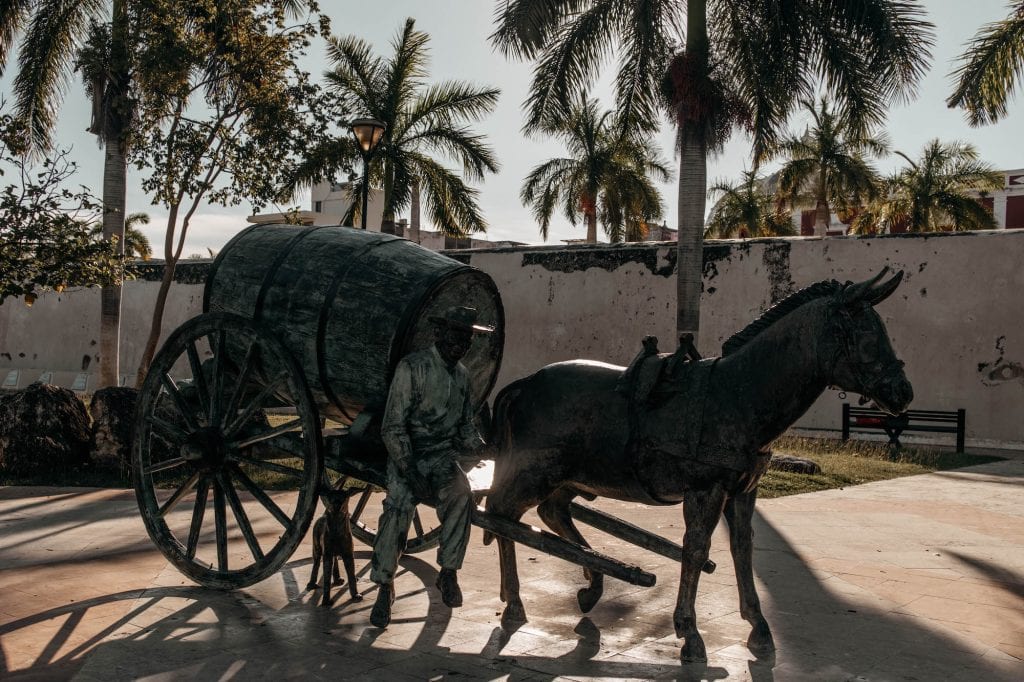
[369,305,493,628]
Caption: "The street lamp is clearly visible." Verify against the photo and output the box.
[349,118,386,230]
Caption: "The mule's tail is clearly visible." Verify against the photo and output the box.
[482,378,526,546]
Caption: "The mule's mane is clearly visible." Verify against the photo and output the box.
[722,279,844,356]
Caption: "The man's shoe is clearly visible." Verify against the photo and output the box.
[370,583,394,628]
[435,568,463,608]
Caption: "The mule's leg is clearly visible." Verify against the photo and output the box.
[724,488,774,654]
[537,487,604,613]
[674,484,727,661]
[486,450,562,626]
[307,536,321,591]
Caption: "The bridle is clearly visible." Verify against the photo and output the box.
[826,303,906,399]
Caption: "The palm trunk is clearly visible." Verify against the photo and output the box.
[410,176,421,243]
[98,0,130,389]
[677,131,706,339]
[815,169,829,236]
[676,0,709,342]
[99,142,127,388]
[381,159,396,234]
[586,210,598,243]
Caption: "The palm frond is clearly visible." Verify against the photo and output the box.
[489,0,591,59]
[522,0,620,129]
[410,152,488,236]
[948,3,1024,125]
[12,0,105,152]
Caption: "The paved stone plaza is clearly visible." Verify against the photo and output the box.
[1,454,1022,681]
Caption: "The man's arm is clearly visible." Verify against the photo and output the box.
[381,361,415,470]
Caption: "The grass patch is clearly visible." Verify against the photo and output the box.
[758,436,1003,499]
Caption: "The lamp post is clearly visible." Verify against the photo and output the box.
[349,118,386,230]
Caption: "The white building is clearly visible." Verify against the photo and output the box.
[787,168,1024,236]
[249,181,524,250]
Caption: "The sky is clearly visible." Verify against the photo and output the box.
[2,0,1022,255]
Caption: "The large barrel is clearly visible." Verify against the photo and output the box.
[204,224,504,423]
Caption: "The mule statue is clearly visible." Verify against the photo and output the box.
[484,268,913,660]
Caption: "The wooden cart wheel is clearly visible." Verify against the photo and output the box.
[346,481,442,554]
[133,312,323,589]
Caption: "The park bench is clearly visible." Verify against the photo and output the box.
[841,403,966,452]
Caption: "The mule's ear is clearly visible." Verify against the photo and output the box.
[842,266,890,305]
[867,270,904,306]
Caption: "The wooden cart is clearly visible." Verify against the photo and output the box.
[132,224,681,592]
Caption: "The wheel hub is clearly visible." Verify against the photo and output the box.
[182,427,228,470]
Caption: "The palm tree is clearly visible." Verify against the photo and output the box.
[851,140,1003,233]
[291,18,500,237]
[948,1,1024,125]
[773,97,888,237]
[705,171,794,239]
[90,211,152,260]
[520,99,670,243]
[2,2,132,388]
[493,1,933,339]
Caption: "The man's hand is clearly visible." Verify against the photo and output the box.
[403,468,433,503]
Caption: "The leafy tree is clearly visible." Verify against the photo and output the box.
[493,0,933,339]
[850,139,1003,233]
[290,18,500,237]
[2,0,134,387]
[520,98,669,242]
[130,0,332,386]
[772,97,888,237]
[0,110,122,303]
[705,170,794,239]
[948,1,1024,125]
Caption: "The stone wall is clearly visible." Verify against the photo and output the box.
[2,230,1021,447]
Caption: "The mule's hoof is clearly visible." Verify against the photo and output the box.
[305,582,317,591]
[351,592,363,602]
[576,587,602,613]
[680,634,707,662]
[501,601,527,626]
[747,621,775,655]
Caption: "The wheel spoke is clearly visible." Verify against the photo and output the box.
[412,509,425,541]
[233,454,304,478]
[351,488,373,524]
[186,478,210,560]
[144,456,187,476]
[231,464,290,528]
[224,372,288,438]
[185,341,210,424]
[220,473,264,561]
[159,373,200,431]
[229,419,303,450]
[208,330,226,426]
[221,341,258,430]
[158,471,200,517]
[213,479,228,572]
[151,417,189,446]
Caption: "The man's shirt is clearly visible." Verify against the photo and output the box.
[381,345,484,466]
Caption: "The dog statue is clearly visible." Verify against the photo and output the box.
[307,487,362,606]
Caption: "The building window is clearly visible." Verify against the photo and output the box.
[314,201,322,213]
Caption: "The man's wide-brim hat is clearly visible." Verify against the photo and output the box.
[430,306,495,334]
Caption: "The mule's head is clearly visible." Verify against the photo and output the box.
[827,268,914,415]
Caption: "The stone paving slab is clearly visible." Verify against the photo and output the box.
[1,456,1023,681]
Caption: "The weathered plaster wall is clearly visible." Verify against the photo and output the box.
[2,231,1021,446]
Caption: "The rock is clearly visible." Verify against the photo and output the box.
[0,382,91,477]
[89,387,138,471]
[768,455,822,475]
